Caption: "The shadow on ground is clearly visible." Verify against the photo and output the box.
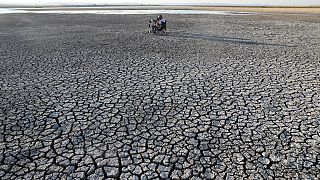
[167,33,297,47]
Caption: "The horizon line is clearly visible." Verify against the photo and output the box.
[1,3,320,7]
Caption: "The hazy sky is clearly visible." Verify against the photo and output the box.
[2,0,320,6]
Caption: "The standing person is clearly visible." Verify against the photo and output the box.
[159,15,166,26]
[149,19,156,33]
[158,15,167,32]
[150,16,160,33]
[155,16,160,28]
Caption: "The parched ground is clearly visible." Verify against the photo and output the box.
[0,13,319,179]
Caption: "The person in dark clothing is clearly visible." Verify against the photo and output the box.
[157,15,167,32]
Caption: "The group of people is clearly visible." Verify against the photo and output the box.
[149,15,167,34]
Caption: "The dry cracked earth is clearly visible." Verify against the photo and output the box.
[0,13,320,179]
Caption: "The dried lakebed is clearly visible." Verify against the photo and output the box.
[0,14,320,179]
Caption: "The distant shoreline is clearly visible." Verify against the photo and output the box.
[188,6,320,14]
[1,5,320,14]
[1,4,320,8]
